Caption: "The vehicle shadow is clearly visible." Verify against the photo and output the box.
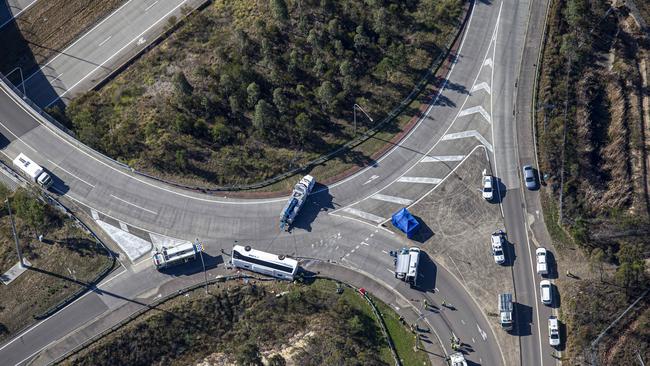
[411,215,435,243]
[158,253,223,277]
[502,235,516,267]
[494,177,507,203]
[290,183,334,232]
[511,302,532,336]
[551,283,561,309]
[544,250,558,279]
[557,319,567,351]
[417,251,437,293]
[46,168,70,195]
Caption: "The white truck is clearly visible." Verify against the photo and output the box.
[447,352,467,366]
[406,247,421,288]
[152,242,200,269]
[536,247,548,275]
[279,175,315,230]
[498,293,514,331]
[13,153,53,189]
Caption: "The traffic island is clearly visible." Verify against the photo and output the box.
[387,146,520,366]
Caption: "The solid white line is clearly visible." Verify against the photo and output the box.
[47,159,95,187]
[18,0,138,87]
[396,177,442,184]
[145,0,159,11]
[370,193,413,205]
[421,155,465,163]
[340,207,385,224]
[110,194,157,215]
[0,0,40,29]
[0,121,37,153]
[98,35,112,47]
[458,105,491,124]
[441,130,493,152]
[46,0,191,106]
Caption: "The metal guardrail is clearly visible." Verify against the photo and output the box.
[0,0,472,193]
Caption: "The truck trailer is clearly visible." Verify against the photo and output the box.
[279,175,315,230]
[12,153,53,189]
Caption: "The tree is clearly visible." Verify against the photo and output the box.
[615,243,646,292]
[295,112,312,143]
[272,88,289,114]
[270,0,288,22]
[268,354,286,366]
[236,342,262,366]
[253,99,276,135]
[173,71,193,95]
[211,119,233,145]
[316,81,337,113]
[12,190,46,235]
[247,82,261,108]
[175,150,187,171]
[589,247,605,281]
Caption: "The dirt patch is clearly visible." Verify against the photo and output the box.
[389,147,519,366]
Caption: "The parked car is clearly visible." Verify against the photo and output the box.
[482,173,495,201]
[540,280,552,305]
[548,316,561,347]
[491,230,506,265]
[523,165,537,190]
[536,247,548,275]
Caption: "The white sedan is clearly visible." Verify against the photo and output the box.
[482,174,495,201]
[548,316,561,347]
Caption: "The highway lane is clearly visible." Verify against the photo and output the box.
[0,0,553,364]
[15,0,203,107]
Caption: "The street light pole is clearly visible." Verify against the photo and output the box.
[353,103,374,136]
[5,198,25,268]
[196,239,208,294]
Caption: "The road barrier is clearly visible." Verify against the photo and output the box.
[0,0,473,193]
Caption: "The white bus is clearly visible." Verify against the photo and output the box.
[231,245,298,280]
[153,242,199,269]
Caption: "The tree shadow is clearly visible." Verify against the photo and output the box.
[417,251,437,293]
[290,183,334,232]
[512,302,532,336]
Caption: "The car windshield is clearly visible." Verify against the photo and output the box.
[483,187,492,192]
[550,333,559,339]
[526,176,534,182]
[494,249,503,256]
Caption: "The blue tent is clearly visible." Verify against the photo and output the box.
[391,208,420,238]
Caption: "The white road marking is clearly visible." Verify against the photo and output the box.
[47,159,95,187]
[471,81,491,95]
[91,209,100,220]
[484,58,493,68]
[461,319,466,325]
[477,324,487,341]
[441,130,493,152]
[361,242,369,246]
[45,0,193,106]
[472,337,476,343]
[98,35,112,47]
[371,193,413,205]
[144,0,159,11]
[19,0,138,87]
[340,207,385,223]
[381,250,388,254]
[119,221,129,232]
[110,194,157,215]
[458,105,491,124]
[362,174,379,185]
[421,155,465,163]
[396,177,442,184]
[54,73,64,81]
[386,268,394,275]
[137,37,147,45]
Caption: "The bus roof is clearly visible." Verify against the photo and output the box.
[13,153,43,178]
[233,245,298,267]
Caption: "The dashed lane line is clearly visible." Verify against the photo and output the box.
[110,194,157,215]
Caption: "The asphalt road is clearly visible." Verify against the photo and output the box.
[0,0,39,29]
[14,0,204,108]
[0,0,556,364]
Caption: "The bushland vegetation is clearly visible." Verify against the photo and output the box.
[0,184,111,342]
[536,0,649,362]
[57,0,464,186]
[67,280,403,365]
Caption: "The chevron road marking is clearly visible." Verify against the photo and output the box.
[484,58,493,68]
[470,82,491,95]
[340,207,385,224]
[441,130,493,152]
[458,105,491,124]
[421,155,465,163]
[370,193,413,206]
[396,177,442,184]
